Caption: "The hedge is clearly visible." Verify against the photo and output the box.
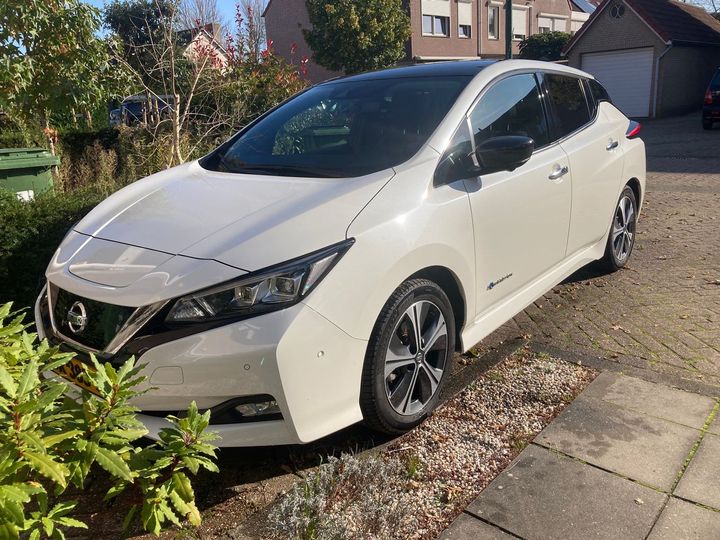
[0,189,105,308]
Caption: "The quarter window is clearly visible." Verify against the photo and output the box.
[543,74,592,139]
[469,73,550,149]
[588,78,612,104]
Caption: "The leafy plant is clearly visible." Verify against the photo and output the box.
[0,303,218,539]
[304,0,411,74]
[518,31,571,61]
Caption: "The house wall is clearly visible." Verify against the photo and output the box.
[408,0,575,60]
[265,0,582,81]
[408,0,478,58]
[657,45,720,116]
[262,0,341,83]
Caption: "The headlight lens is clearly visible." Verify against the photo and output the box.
[165,239,353,323]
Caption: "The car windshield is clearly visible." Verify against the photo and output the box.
[201,76,472,178]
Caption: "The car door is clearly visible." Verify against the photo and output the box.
[542,73,626,255]
[463,72,572,318]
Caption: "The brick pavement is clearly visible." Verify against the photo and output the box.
[481,112,720,386]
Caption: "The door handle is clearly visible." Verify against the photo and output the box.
[548,165,569,181]
[606,140,619,151]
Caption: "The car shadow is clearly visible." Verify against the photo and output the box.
[561,260,614,285]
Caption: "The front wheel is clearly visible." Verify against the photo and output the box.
[601,185,638,272]
[703,119,713,130]
[360,279,455,434]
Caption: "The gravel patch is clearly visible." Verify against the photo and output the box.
[265,347,596,540]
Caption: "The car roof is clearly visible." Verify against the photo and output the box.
[320,60,499,84]
[319,59,592,86]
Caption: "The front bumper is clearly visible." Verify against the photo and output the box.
[36,287,368,447]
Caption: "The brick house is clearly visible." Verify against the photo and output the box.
[565,0,720,118]
[263,0,590,82]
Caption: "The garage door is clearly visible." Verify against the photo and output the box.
[581,48,654,118]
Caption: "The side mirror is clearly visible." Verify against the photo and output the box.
[474,136,535,175]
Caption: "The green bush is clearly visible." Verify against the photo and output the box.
[0,303,219,539]
[0,189,105,308]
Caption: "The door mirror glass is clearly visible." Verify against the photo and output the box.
[475,135,535,175]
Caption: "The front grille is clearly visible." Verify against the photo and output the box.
[52,287,136,351]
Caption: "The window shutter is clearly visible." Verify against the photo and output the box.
[512,9,527,37]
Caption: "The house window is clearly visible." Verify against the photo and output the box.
[538,15,565,33]
[512,8,527,40]
[488,6,499,40]
[423,14,450,36]
[459,24,471,38]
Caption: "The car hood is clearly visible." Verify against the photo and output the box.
[74,161,394,271]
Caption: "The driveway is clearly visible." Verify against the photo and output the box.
[482,112,720,386]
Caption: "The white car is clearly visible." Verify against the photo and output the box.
[36,60,645,447]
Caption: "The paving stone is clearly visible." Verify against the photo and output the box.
[674,433,720,510]
[579,372,716,429]
[437,513,513,540]
[648,498,720,540]
[535,396,698,491]
[467,445,667,540]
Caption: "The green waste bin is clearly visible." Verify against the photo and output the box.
[0,148,59,200]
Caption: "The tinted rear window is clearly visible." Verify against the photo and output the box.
[711,69,720,90]
[202,76,472,178]
[544,74,592,139]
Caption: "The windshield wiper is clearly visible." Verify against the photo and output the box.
[229,163,342,178]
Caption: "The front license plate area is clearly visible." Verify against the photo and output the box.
[54,357,100,396]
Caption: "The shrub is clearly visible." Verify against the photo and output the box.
[0,189,106,308]
[267,453,417,539]
[0,303,219,538]
[518,31,571,61]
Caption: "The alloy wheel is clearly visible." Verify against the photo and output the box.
[612,195,636,262]
[384,300,448,416]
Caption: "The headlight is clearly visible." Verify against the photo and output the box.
[165,239,354,323]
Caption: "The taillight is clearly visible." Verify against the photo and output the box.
[626,120,641,139]
[705,89,714,105]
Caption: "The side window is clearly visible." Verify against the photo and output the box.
[468,73,550,149]
[544,74,592,138]
[435,120,473,185]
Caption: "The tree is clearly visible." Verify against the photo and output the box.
[0,1,128,147]
[105,0,307,167]
[518,31,571,61]
[178,0,226,34]
[104,0,176,90]
[237,0,267,61]
[303,0,411,74]
[685,0,719,15]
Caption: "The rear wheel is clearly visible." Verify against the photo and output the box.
[703,119,713,130]
[360,279,455,434]
[601,185,637,272]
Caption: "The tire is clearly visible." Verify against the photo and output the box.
[703,119,713,130]
[360,279,455,434]
[601,185,638,272]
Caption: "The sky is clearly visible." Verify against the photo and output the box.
[85,0,251,28]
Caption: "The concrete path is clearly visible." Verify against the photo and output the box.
[439,371,720,539]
